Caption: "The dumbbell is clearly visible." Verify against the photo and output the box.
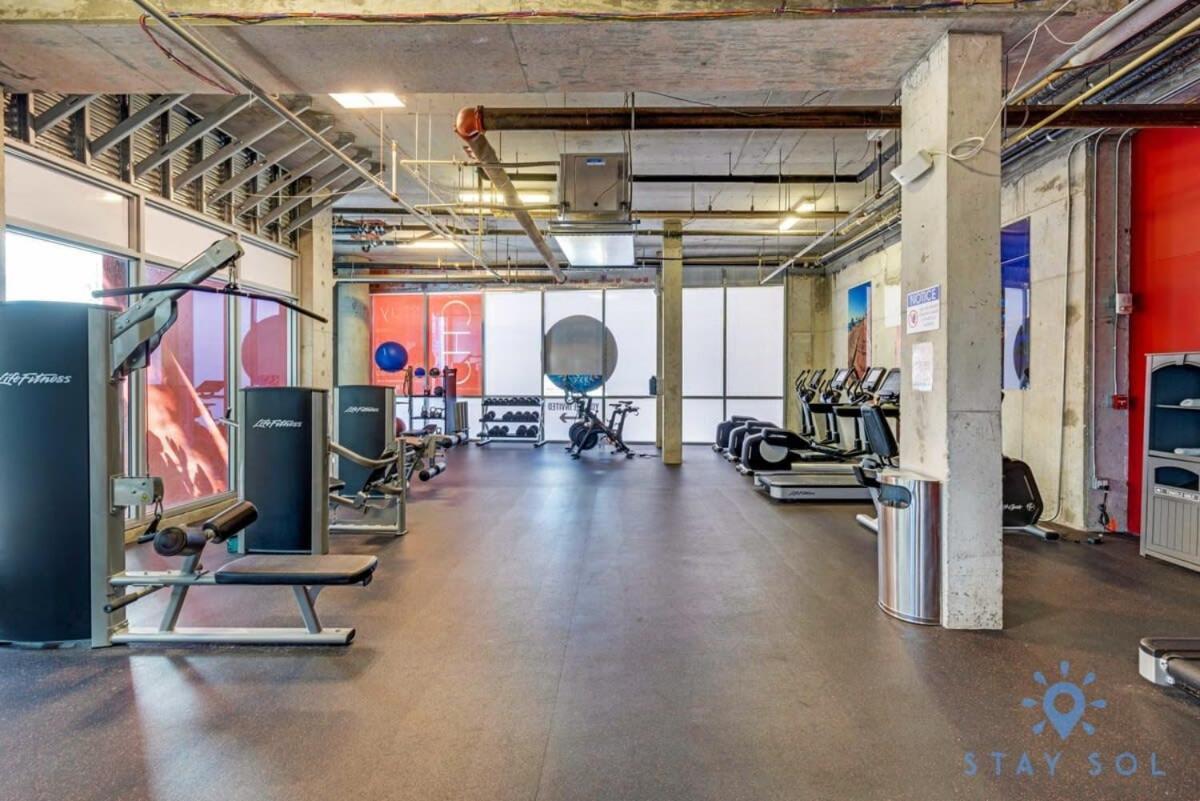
[500,411,511,421]
[489,426,502,437]
[516,425,528,437]
[501,425,510,436]
[528,425,539,437]
[484,410,496,421]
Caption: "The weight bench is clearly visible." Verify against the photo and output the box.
[109,502,377,646]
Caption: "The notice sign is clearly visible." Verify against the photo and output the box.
[906,284,941,333]
[912,341,935,392]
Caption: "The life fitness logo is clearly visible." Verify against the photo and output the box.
[252,418,303,429]
[0,372,73,387]
[345,406,381,414]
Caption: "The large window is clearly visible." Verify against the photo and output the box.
[146,265,230,508]
[4,231,127,304]
[239,297,290,388]
[683,285,785,443]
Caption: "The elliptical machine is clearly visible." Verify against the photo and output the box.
[563,393,637,459]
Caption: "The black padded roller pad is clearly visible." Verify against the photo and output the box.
[1168,657,1200,692]
[202,501,259,543]
[214,554,378,586]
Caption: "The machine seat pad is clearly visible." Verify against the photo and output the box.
[214,555,378,586]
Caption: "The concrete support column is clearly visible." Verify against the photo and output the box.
[656,285,664,449]
[1,114,6,302]
[661,220,683,464]
[336,282,371,385]
[900,32,1004,630]
[784,273,824,430]
[297,208,334,390]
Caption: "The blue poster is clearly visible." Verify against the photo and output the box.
[1001,219,1031,390]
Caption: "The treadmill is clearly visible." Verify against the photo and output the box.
[1139,638,1200,697]
[750,367,895,490]
[753,368,881,502]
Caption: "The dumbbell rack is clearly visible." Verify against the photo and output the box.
[477,396,545,447]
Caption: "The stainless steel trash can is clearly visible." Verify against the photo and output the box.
[876,470,942,626]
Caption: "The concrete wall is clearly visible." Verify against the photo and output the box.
[785,273,828,429]
[997,146,1091,531]
[809,146,1092,531]
[824,242,902,371]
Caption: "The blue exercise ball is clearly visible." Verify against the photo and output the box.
[547,373,605,394]
[374,341,409,373]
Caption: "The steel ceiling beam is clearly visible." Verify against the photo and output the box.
[175,96,313,189]
[260,156,373,228]
[134,95,257,180]
[235,133,354,218]
[207,115,335,205]
[32,95,99,134]
[89,94,188,159]
[458,103,1200,131]
[282,177,368,237]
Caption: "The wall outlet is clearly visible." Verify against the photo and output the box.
[1111,394,1129,410]
[1115,293,1134,315]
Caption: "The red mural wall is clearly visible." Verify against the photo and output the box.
[428,293,484,395]
[371,294,426,388]
[1128,128,1200,533]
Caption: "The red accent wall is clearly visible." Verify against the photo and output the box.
[1128,129,1200,533]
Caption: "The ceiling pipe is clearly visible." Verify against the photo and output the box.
[131,0,505,283]
[455,107,566,283]
[336,227,826,239]
[337,206,844,220]
[456,103,1200,132]
[1009,0,1193,104]
[1005,16,1200,146]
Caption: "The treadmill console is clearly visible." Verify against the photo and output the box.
[828,368,851,391]
[859,367,887,394]
[877,368,901,401]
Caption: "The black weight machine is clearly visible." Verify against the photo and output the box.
[0,237,377,647]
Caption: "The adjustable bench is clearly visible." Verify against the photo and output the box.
[109,502,377,646]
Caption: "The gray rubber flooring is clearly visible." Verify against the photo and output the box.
[1,444,1197,801]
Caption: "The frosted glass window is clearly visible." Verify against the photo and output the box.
[144,205,229,270]
[725,286,784,396]
[683,398,725,444]
[725,398,784,425]
[683,288,724,396]
[4,154,130,248]
[605,398,656,444]
[603,289,657,396]
[241,241,295,294]
[542,396,579,442]
[543,289,603,395]
[484,291,543,395]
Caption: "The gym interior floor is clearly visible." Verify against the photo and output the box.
[1,445,1197,801]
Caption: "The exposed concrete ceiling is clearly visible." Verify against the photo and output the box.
[0,2,1119,267]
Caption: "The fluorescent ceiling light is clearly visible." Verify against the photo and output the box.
[551,232,635,268]
[330,92,406,109]
[396,238,459,250]
[458,190,552,205]
[778,200,816,231]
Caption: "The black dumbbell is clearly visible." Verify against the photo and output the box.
[501,425,510,436]
[485,410,496,421]
[516,425,528,437]
[529,425,539,437]
[500,411,511,421]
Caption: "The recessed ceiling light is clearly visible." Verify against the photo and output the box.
[459,190,552,205]
[778,216,801,232]
[330,92,406,109]
[795,200,816,213]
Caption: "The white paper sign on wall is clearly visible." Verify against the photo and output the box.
[905,284,941,333]
[912,341,935,392]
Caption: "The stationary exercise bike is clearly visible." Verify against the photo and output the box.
[563,393,637,458]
